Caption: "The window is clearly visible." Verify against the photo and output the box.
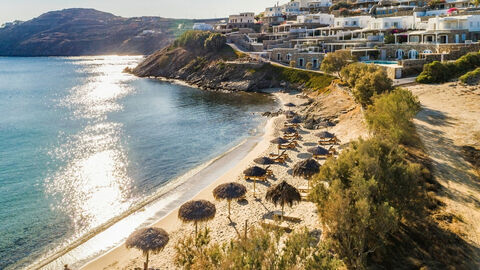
[408,49,418,59]
[277,53,281,61]
[393,22,398,28]
[396,49,404,59]
[353,21,357,25]
[384,22,389,28]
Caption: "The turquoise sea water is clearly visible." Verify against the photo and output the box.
[0,56,275,269]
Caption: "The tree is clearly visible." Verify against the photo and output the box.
[320,50,354,78]
[472,0,480,7]
[352,68,393,107]
[310,138,424,269]
[365,88,421,145]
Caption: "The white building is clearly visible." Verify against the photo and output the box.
[426,15,480,31]
[264,6,283,17]
[228,12,255,24]
[333,16,372,28]
[368,16,418,30]
[193,23,214,31]
[303,0,332,8]
[297,13,334,25]
[281,1,301,15]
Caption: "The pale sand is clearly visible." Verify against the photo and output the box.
[409,82,480,247]
[81,89,366,270]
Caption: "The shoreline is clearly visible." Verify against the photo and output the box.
[79,92,285,270]
[26,92,278,270]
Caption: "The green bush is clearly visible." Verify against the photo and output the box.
[320,50,355,77]
[417,52,480,83]
[174,30,227,52]
[175,227,343,269]
[365,88,421,145]
[310,138,424,269]
[459,67,480,85]
[340,63,393,107]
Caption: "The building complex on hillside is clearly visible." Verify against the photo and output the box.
[212,0,480,79]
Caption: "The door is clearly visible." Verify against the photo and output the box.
[455,34,460,43]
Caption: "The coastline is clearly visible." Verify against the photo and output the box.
[79,92,285,270]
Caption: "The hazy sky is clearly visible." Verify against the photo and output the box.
[0,0,279,24]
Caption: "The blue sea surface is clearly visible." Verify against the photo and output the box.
[0,56,275,269]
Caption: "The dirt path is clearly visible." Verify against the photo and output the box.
[408,83,480,254]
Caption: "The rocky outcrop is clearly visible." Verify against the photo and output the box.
[132,45,289,92]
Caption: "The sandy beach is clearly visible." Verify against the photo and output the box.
[80,88,367,270]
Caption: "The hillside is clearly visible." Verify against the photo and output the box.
[0,8,213,56]
[132,31,334,92]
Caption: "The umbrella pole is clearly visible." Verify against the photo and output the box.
[195,221,198,237]
[144,251,149,270]
[281,204,285,221]
[228,200,231,218]
[253,180,256,197]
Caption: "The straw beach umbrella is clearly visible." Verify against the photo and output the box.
[281,127,297,134]
[271,137,289,154]
[315,131,335,139]
[178,200,216,236]
[126,227,169,270]
[254,157,274,166]
[293,159,320,189]
[284,102,296,107]
[308,146,330,157]
[213,182,247,218]
[288,117,302,124]
[265,181,301,220]
[244,166,267,196]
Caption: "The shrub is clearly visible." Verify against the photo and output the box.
[341,63,393,107]
[310,138,424,269]
[289,60,296,67]
[306,62,313,70]
[175,227,343,269]
[174,30,227,52]
[459,67,480,85]
[329,1,352,11]
[365,88,421,144]
[417,52,480,83]
[320,50,355,78]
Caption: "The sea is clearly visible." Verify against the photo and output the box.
[0,56,276,269]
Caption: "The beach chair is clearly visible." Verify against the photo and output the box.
[279,142,296,150]
[283,133,299,140]
[312,153,332,159]
[261,219,292,232]
[265,165,274,177]
[284,122,299,128]
[300,192,310,201]
[271,156,286,164]
[318,137,337,145]
[297,185,310,193]
[272,211,302,223]
[269,150,289,161]
[328,146,337,155]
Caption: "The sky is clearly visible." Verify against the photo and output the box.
[0,0,279,24]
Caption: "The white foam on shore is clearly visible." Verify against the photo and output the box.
[27,117,270,270]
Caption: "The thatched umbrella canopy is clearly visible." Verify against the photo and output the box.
[308,146,329,156]
[315,131,335,139]
[318,121,335,128]
[284,102,296,107]
[126,227,169,270]
[213,182,247,218]
[293,159,320,189]
[271,137,289,154]
[288,117,302,124]
[281,127,297,134]
[265,181,301,219]
[254,157,274,165]
[293,159,320,179]
[243,166,267,177]
[178,200,216,235]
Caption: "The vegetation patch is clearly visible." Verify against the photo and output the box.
[459,67,480,85]
[417,52,480,83]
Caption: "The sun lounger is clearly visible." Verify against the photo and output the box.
[260,219,292,232]
[272,211,302,223]
[269,150,289,161]
[313,153,332,159]
[284,123,299,128]
[300,192,310,201]
[318,137,337,145]
[279,142,296,150]
[283,133,299,140]
[298,185,310,193]
[244,175,267,182]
